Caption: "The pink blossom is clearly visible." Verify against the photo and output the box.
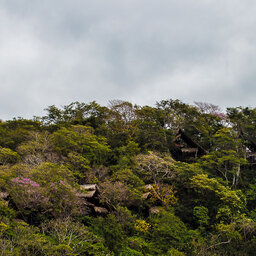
[11,177,40,187]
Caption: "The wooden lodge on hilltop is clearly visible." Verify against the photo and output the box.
[76,184,109,215]
[239,131,256,165]
[172,128,256,165]
[245,140,256,165]
[172,129,207,161]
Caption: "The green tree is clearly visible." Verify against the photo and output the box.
[200,128,247,187]
[0,148,20,165]
[51,125,110,166]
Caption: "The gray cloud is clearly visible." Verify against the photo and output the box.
[1,0,256,119]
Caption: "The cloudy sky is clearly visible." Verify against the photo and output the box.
[1,0,256,119]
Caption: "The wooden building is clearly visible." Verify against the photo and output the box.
[77,184,109,215]
[172,129,206,161]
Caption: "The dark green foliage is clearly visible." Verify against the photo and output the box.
[93,214,125,253]
[1,100,256,255]
[148,210,191,254]
[0,119,42,150]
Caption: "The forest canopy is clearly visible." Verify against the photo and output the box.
[0,99,256,255]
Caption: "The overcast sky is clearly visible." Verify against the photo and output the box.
[1,0,256,119]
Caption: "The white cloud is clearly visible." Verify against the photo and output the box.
[1,0,256,119]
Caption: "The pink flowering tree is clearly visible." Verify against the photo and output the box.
[8,163,84,222]
[9,176,50,221]
[47,179,83,218]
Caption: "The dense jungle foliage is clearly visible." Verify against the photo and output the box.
[1,99,256,255]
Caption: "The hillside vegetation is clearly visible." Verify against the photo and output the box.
[1,99,256,255]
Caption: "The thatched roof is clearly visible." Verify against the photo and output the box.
[145,184,153,190]
[142,184,154,200]
[142,192,151,200]
[77,190,97,198]
[149,206,160,215]
[0,192,9,199]
[181,148,198,153]
[80,184,98,190]
[77,184,98,198]
[93,206,108,214]
[174,129,206,156]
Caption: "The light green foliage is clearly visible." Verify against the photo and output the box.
[166,247,185,256]
[134,219,151,233]
[0,237,18,256]
[117,141,140,168]
[43,101,110,132]
[190,174,246,212]
[0,221,9,235]
[0,201,16,220]
[193,206,209,226]
[0,165,18,188]
[201,150,247,184]
[17,131,57,165]
[135,151,176,183]
[0,148,20,165]
[149,183,178,207]
[1,220,51,256]
[0,119,42,150]
[119,247,144,256]
[65,152,91,182]
[112,169,144,188]
[216,222,242,243]
[216,206,232,223]
[42,218,109,255]
[236,214,256,240]
[121,141,140,156]
[200,128,247,187]
[30,162,74,185]
[51,125,110,165]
